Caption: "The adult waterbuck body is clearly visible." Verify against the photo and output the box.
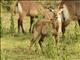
[56,0,80,36]
[16,1,44,33]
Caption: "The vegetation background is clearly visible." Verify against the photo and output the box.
[0,0,80,60]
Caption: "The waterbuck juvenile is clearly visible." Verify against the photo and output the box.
[29,8,63,52]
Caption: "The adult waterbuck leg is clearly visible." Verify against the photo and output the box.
[18,16,25,33]
[78,19,80,26]
[29,16,34,33]
[62,25,66,39]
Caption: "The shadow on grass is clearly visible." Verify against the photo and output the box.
[1,32,32,41]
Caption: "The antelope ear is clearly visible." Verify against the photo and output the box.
[49,9,54,12]
[48,7,54,12]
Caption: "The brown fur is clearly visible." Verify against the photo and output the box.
[56,0,80,35]
[29,9,55,52]
[17,1,44,33]
[29,8,63,52]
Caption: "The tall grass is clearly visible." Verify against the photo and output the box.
[9,13,15,33]
[1,10,80,60]
[0,17,2,38]
[1,1,80,60]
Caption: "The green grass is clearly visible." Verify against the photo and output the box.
[1,12,80,60]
